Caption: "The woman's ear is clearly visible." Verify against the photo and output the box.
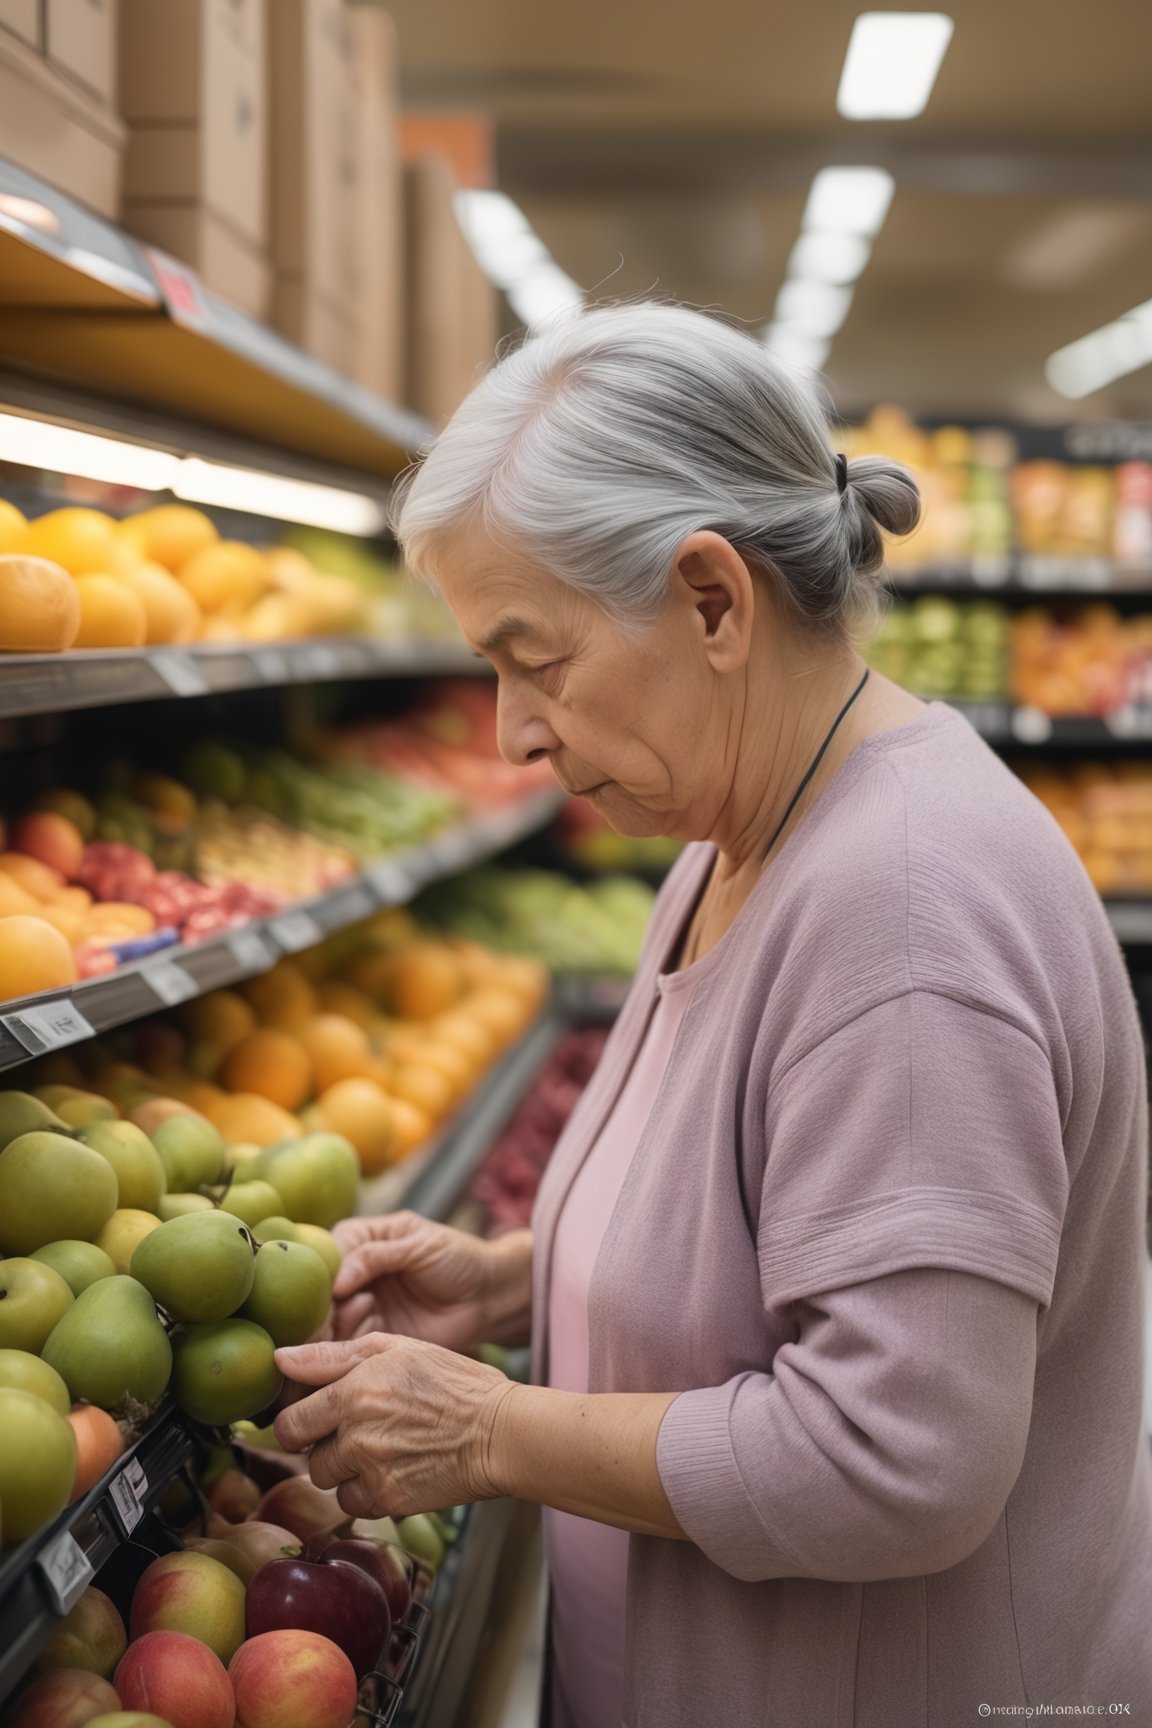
[671,532,755,673]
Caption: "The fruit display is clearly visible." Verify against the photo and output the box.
[1015,761,1152,896]
[466,1027,610,1235]
[1011,603,1152,717]
[556,797,683,876]
[865,597,1009,700]
[419,866,657,976]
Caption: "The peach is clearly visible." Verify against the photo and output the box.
[11,814,86,882]
[35,1586,126,1680]
[0,852,66,901]
[114,1631,233,1728]
[256,1478,342,1544]
[213,1520,301,1571]
[6,1667,121,1727]
[129,1551,246,1666]
[206,1468,261,1524]
[229,1629,357,1728]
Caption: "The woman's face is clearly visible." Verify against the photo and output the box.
[433,527,762,840]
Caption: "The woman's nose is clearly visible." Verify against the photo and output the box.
[496,678,561,767]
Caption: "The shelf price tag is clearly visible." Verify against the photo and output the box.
[2,998,95,1056]
[253,648,289,685]
[268,910,322,954]
[151,652,209,697]
[144,959,199,1007]
[228,927,275,974]
[108,1457,148,1536]
[428,830,474,874]
[367,860,413,904]
[321,882,375,928]
[303,642,343,679]
[37,1532,95,1616]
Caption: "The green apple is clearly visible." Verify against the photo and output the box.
[213,1181,284,1228]
[0,1387,77,1540]
[30,1239,117,1296]
[293,1223,342,1278]
[254,1134,359,1229]
[78,1120,166,1213]
[0,1132,118,1254]
[0,1258,74,1352]
[0,1348,71,1415]
[240,1240,332,1346]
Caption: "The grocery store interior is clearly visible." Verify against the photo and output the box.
[0,2,1150,1724]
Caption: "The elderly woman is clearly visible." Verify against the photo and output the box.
[274,304,1152,1726]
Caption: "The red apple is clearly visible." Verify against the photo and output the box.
[6,1668,120,1727]
[256,1477,342,1543]
[114,1630,234,1728]
[217,1520,301,1571]
[245,1556,389,1679]
[229,1629,356,1728]
[314,1534,409,1626]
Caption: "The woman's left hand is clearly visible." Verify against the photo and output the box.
[271,1334,517,1520]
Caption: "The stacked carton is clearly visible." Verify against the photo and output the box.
[0,0,124,218]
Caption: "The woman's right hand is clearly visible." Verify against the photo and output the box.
[329,1212,512,1354]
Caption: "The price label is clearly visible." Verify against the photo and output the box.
[323,882,375,927]
[367,860,412,904]
[228,927,275,974]
[144,246,209,332]
[1010,704,1053,744]
[108,1460,146,1535]
[151,652,209,697]
[253,648,289,685]
[37,1532,95,1616]
[304,642,343,679]
[268,910,322,953]
[144,959,199,1007]
[2,998,95,1055]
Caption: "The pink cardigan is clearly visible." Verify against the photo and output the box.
[531,701,1152,1726]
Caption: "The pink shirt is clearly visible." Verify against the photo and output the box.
[545,969,695,1728]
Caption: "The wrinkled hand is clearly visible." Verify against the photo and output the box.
[329,1212,496,1353]
[272,1333,517,1520]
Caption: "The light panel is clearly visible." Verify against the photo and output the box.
[837,12,954,121]
[1046,300,1152,400]
[175,459,385,535]
[801,167,895,238]
[786,231,872,286]
[0,413,179,491]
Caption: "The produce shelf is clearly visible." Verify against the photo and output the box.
[1105,903,1152,946]
[937,699,1152,748]
[0,790,566,1074]
[0,157,432,478]
[891,560,1152,597]
[0,635,487,721]
[0,1404,195,1705]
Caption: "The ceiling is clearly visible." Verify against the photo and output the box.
[386,0,1152,421]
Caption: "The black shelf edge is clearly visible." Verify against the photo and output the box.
[1105,903,1152,946]
[927,699,1152,748]
[0,790,566,1074]
[0,1405,195,1705]
[889,559,1152,598]
[0,636,490,720]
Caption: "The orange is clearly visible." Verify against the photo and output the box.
[314,981,375,1027]
[220,1028,312,1111]
[404,1039,476,1102]
[389,1061,454,1123]
[0,499,26,554]
[0,875,37,918]
[178,540,268,613]
[179,988,256,1054]
[72,574,148,648]
[389,944,464,1021]
[316,1077,396,1174]
[84,903,155,936]
[0,914,77,1001]
[0,852,66,901]
[296,1014,375,1093]
[22,507,117,575]
[37,903,84,943]
[115,560,200,645]
[242,961,317,1029]
[496,955,550,1012]
[123,504,218,572]
[206,1092,301,1147]
[0,555,81,652]
[428,1011,498,1066]
[68,1404,125,1500]
[447,937,505,991]
[467,988,529,1049]
[242,593,313,641]
[388,1096,433,1159]
[344,949,397,1004]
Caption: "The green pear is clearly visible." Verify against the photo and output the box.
[156,1192,215,1221]
[251,1214,299,1245]
[241,1240,332,1346]
[131,1210,257,1323]
[0,1348,71,1415]
[213,1181,284,1228]
[150,1113,226,1192]
[222,1141,263,1174]
[54,1093,121,1129]
[254,1134,359,1229]
[0,1387,77,1540]
[31,1239,118,1295]
[78,1121,166,1213]
[42,1276,172,1410]
[0,1091,72,1151]
[0,1132,118,1254]
[172,1319,281,1427]
[0,1260,73,1352]
[293,1224,342,1279]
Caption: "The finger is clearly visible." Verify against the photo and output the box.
[337,1476,379,1520]
[308,1429,357,1492]
[331,1292,376,1340]
[274,1334,391,1388]
[333,1236,425,1299]
[274,1380,344,1453]
[331,1210,420,1254]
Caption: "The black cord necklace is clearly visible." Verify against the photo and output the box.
[761,666,871,861]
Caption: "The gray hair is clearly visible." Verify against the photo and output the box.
[387,300,920,640]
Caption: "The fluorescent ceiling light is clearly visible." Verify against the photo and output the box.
[176,459,384,535]
[786,231,871,285]
[0,413,179,491]
[837,12,954,120]
[802,166,895,238]
[1046,299,1152,400]
[763,328,831,373]
[507,263,585,331]
[454,190,549,290]
[774,280,855,338]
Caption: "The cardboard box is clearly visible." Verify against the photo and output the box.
[0,27,124,218]
[125,204,270,320]
[273,278,352,376]
[120,0,266,248]
[404,151,498,423]
[0,0,40,50]
[268,0,356,337]
[47,0,118,105]
[346,3,403,401]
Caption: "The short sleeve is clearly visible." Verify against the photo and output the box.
[757,991,1069,1311]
